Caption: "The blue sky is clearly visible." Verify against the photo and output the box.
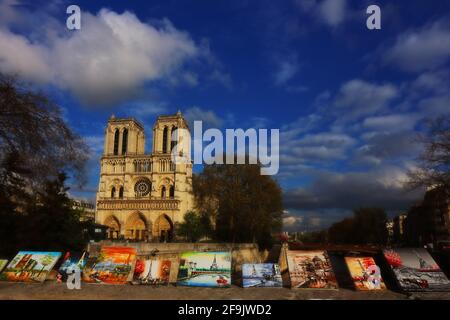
[1,0,450,231]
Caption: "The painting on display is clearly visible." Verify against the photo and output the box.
[57,252,89,282]
[177,251,231,287]
[133,257,171,285]
[83,246,136,284]
[0,260,8,273]
[344,257,386,291]
[384,248,450,292]
[0,251,61,283]
[286,250,338,289]
[242,263,283,288]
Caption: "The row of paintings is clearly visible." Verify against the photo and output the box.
[0,247,449,291]
[285,248,450,292]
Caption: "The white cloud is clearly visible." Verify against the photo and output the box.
[317,0,347,27]
[0,7,218,106]
[295,0,348,27]
[333,79,398,121]
[384,18,450,73]
[362,114,419,132]
[184,106,223,128]
[274,58,299,85]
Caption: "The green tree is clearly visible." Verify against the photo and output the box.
[193,160,283,249]
[328,207,388,245]
[177,211,211,242]
[20,173,86,251]
[0,76,89,256]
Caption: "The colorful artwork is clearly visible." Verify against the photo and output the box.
[345,257,386,291]
[177,251,231,287]
[83,246,136,284]
[57,252,89,282]
[242,263,283,288]
[133,258,171,285]
[286,250,338,289]
[0,260,8,273]
[0,251,61,283]
[384,248,450,292]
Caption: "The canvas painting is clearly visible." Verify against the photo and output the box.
[133,257,171,285]
[384,248,450,292]
[0,260,8,273]
[345,257,386,291]
[177,251,231,287]
[242,263,283,288]
[286,250,338,289]
[0,251,61,283]
[83,246,136,284]
[57,251,89,282]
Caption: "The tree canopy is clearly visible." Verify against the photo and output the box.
[0,76,90,256]
[406,116,450,192]
[328,207,388,245]
[192,160,283,248]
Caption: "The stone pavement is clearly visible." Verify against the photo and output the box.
[0,282,449,300]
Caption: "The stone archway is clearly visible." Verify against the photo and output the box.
[104,215,120,239]
[125,212,149,241]
[153,214,174,242]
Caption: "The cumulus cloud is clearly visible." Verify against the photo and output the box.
[384,18,450,73]
[274,57,299,85]
[355,131,422,165]
[317,0,347,27]
[184,106,223,128]
[284,167,423,212]
[0,6,222,106]
[362,114,419,133]
[295,0,348,27]
[280,131,356,164]
[418,95,450,116]
[333,79,398,121]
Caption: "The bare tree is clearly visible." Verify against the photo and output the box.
[406,116,450,192]
[0,75,89,187]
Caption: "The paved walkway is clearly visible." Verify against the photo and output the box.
[0,282,449,300]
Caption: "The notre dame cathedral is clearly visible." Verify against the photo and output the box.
[95,111,194,242]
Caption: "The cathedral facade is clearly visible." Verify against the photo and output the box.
[95,112,194,242]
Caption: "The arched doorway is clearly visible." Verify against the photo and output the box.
[104,215,120,239]
[153,214,173,242]
[125,212,148,241]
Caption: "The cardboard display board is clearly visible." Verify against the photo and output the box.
[177,251,231,287]
[0,251,61,283]
[242,263,283,287]
[83,246,136,284]
[286,250,338,289]
[345,257,386,291]
[384,248,450,292]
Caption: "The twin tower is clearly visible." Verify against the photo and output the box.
[95,111,194,242]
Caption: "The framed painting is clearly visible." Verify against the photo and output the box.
[0,251,61,283]
[133,257,171,285]
[83,246,136,284]
[242,263,283,288]
[384,248,450,292]
[177,251,231,287]
[345,256,386,290]
[286,250,338,289]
